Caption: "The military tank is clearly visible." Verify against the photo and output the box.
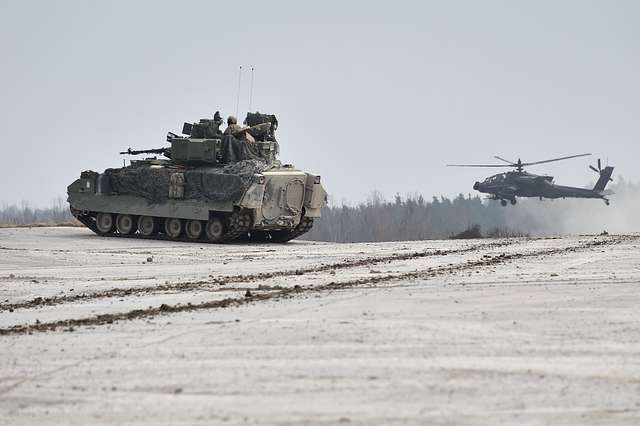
[67,112,327,243]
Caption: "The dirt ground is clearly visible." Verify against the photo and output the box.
[1,227,639,425]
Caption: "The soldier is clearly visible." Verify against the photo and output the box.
[202,111,223,138]
[224,116,244,135]
[224,116,255,143]
[213,111,223,126]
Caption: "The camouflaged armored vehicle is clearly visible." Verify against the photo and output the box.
[67,112,327,243]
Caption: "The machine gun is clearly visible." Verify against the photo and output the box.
[119,147,172,159]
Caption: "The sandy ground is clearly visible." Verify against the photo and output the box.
[1,227,639,425]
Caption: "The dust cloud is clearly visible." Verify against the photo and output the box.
[502,180,640,235]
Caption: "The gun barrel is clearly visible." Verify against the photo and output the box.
[120,148,170,156]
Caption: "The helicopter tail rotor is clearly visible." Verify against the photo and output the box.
[589,159,613,181]
[590,158,614,192]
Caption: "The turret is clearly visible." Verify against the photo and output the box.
[120,111,281,165]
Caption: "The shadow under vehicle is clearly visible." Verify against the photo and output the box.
[67,112,327,243]
[448,154,614,206]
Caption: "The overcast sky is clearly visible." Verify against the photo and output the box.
[1,0,638,207]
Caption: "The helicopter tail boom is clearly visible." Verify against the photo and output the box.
[593,166,614,193]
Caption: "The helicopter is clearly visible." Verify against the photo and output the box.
[448,154,614,206]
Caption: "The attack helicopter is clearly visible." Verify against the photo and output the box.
[448,154,614,206]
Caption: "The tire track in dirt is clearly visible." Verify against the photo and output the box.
[0,236,629,335]
[0,240,517,312]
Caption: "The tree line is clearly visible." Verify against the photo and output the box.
[302,192,516,242]
[0,198,73,226]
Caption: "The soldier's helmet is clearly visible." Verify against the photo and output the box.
[227,116,237,125]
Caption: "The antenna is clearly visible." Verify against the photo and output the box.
[248,67,255,112]
[235,66,243,118]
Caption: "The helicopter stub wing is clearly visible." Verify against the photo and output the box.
[488,186,518,200]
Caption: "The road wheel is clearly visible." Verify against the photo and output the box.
[137,216,156,236]
[116,214,135,235]
[510,198,517,205]
[206,217,225,242]
[185,220,203,240]
[164,218,183,239]
[500,199,508,207]
[95,213,115,234]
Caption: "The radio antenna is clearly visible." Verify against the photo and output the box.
[248,67,255,112]
[235,65,243,118]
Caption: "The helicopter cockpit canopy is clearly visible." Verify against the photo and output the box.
[484,173,507,184]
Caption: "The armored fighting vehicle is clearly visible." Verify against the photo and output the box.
[67,112,327,243]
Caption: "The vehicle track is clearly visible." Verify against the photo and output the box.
[0,240,517,312]
[75,211,312,244]
[0,236,629,335]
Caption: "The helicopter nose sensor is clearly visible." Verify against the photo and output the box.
[473,182,480,190]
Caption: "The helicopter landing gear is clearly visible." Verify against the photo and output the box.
[500,199,508,207]
[604,198,610,206]
[510,198,517,205]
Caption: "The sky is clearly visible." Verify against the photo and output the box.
[1,0,638,207]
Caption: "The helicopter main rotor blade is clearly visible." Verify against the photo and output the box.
[598,158,601,170]
[493,155,516,165]
[446,164,514,168]
[522,153,591,167]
